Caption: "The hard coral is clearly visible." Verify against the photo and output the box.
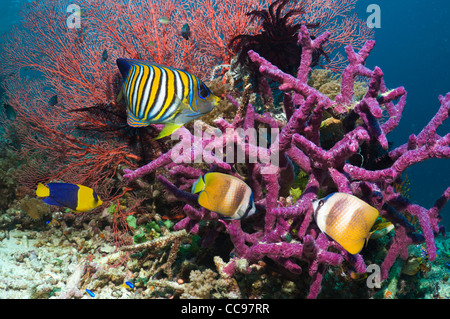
[19,197,50,221]
[181,269,218,299]
[123,26,450,298]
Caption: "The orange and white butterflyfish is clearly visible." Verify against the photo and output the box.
[191,172,256,220]
[116,58,220,139]
[313,192,379,255]
[36,183,103,212]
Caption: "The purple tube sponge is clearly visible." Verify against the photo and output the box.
[122,26,449,298]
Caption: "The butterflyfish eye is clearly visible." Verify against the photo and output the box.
[318,199,324,208]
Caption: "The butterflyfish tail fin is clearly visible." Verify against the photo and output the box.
[36,183,49,197]
[364,229,377,249]
[155,123,183,139]
[364,237,370,250]
[192,176,205,194]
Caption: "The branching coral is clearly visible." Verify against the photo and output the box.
[122,25,449,298]
[146,256,241,299]
[120,229,188,279]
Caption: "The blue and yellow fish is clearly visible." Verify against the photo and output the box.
[36,183,103,212]
[313,193,379,254]
[116,58,220,139]
[86,289,95,297]
[122,281,135,290]
[192,172,256,220]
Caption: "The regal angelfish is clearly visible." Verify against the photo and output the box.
[313,192,379,254]
[116,58,220,138]
[192,172,256,220]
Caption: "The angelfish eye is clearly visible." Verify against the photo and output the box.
[199,83,210,99]
[318,200,324,208]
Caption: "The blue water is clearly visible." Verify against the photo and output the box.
[356,0,450,227]
[0,0,22,35]
[1,0,449,225]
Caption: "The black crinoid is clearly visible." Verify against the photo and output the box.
[229,0,327,80]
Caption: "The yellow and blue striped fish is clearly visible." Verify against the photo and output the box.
[192,172,256,220]
[116,58,220,138]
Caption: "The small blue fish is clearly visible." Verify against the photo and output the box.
[419,244,428,258]
[181,23,190,40]
[3,103,16,121]
[125,281,134,289]
[48,95,58,106]
[86,289,95,297]
[101,49,108,62]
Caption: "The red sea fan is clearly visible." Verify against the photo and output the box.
[0,0,374,199]
[0,1,143,197]
[0,0,265,198]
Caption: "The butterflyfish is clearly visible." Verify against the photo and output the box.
[36,183,103,212]
[116,58,220,139]
[313,192,379,255]
[192,172,256,220]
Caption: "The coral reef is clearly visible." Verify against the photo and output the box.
[180,269,219,298]
[0,138,19,213]
[0,0,448,301]
[122,26,450,298]
[229,0,374,75]
[0,0,373,199]
[1,218,448,299]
